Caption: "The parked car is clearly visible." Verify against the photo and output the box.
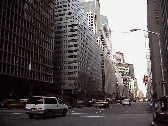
[25,96,68,119]
[139,99,143,102]
[74,100,85,107]
[8,100,25,108]
[106,98,113,104]
[94,100,109,108]
[143,99,148,102]
[85,99,96,107]
[0,99,16,108]
[77,100,83,103]
[122,99,131,106]
[152,96,168,125]
[133,99,136,102]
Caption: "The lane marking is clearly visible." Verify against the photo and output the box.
[69,113,86,114]
[10,113,22,114]
[82,116,106,117]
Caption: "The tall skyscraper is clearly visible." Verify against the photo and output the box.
[113,51,125,64]
[82,0,101,45]
[0,0,55,99]
[100,15,108,27]
[54,0,102,100]
[101,25,112,59]
[113,51,135,98]
[147,0,168,97]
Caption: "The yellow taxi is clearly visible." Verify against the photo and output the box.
[9,100,22,106]
[94,99,109,108]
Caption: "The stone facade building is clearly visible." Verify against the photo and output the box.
[54,0,102,100]
[147,0,168,97]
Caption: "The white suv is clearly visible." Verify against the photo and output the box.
[25,96,68,119]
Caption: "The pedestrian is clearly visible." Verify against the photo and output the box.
[152,98,157,110]
[157,97,160,103]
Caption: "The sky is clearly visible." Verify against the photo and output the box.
[84,0,148,96]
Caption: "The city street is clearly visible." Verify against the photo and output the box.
[0,102,153,126]
[1,1,167,126]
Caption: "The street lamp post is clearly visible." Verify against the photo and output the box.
[28,59,32,96]
[130,29,166,96]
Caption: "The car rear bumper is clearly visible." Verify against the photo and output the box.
[122,103,131,105]
[116,102,121,104]
[25,109,46,115]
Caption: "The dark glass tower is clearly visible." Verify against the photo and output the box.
[0,0,54,99]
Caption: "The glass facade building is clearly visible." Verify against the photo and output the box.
[0,0,54,99]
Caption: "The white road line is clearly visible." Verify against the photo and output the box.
[10,113,22,114]
[69,113,86,114]
[81,116,106,117]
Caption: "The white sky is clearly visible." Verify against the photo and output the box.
[84,0,148,96]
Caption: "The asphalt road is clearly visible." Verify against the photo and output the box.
[0,102,154,126]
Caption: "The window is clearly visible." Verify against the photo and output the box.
[45,98,57,104]
[27,97,43,104]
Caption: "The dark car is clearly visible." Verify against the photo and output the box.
[0,99,5,107]
[115,99,121,104]
[74,100,85,107]
[0,99,16,108]
[152,96,168,125]
[85,99,96,107]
